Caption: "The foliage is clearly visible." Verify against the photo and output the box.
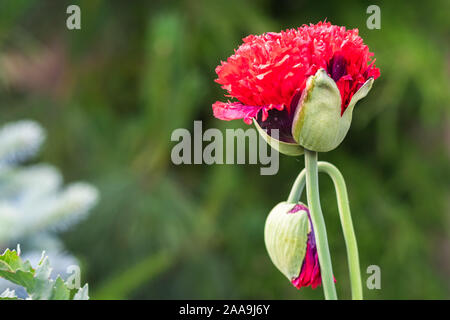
[0,120,98,243]
[0,247,89,300]
[0,119,98,297]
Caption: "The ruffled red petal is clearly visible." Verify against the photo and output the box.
[212,101,283,125]
[289,204,336,290]
[291,232,322,289]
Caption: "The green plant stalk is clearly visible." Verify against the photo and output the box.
[318,161,363,300]
[287,168,306,203]
[287,161,363,300]
[304,150,337,300]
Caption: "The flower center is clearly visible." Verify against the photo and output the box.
[327,54,347,82]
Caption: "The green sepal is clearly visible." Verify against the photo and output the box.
[253,119,304,156]
[291,68,374,152]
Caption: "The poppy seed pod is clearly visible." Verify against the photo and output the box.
[265,202,322,289]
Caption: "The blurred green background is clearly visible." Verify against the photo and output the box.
[0,0,449,299]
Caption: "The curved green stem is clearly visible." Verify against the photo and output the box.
[286,158,362,299]
[287,168,306,203]
[318,161,363,300]
[304,150,337,300]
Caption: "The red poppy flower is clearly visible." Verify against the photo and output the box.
[212,21,380,152]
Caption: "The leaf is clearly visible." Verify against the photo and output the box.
[29,255,54,300]
[0,288,19,300]
[50,277,70,300]
[73,284,89,300]
[0,248,35,292]
[0,248,89,300]
[0,120,45,166]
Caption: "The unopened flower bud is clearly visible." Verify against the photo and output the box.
[264,202,322,289]
[291,69,373,152]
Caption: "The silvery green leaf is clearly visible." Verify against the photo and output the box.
[29,255,53,300]
[0,288,19,300]
[0,249,89,300]
[0,120,45,166]
[50,277,70,300]
[0,164,62,201]
[73,284,89,300]
[34,182,99,232]
[0,248,35,292]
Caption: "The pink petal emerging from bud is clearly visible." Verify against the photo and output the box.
[212,101,283,125]
[291,231,322,289]
[288,204,335,290]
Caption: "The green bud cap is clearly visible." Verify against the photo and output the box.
[264,201,310,280]
[291,68,374,152]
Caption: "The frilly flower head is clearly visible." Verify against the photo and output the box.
[213,21,380,154]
